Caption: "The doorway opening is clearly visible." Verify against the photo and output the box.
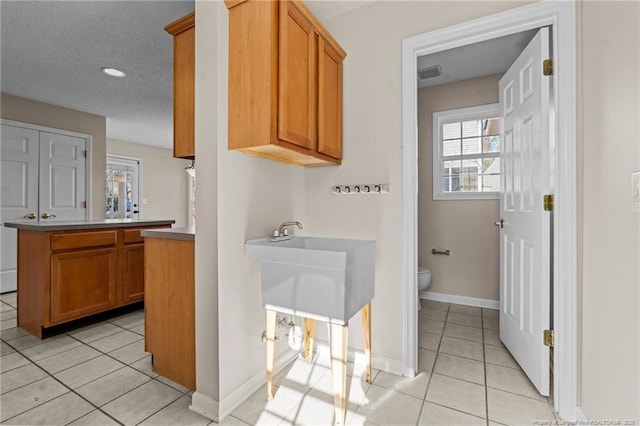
[106,155,142,219]
[401,1,577,420]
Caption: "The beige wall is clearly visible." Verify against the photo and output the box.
[0,93,106,219]
[107,138,190,226]
[418,75,501,301]
[579,0,640,420]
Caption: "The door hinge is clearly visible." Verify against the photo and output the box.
[543,59,553,76]
[543,194,554,212]
[83,150,87,158]
[81,201,87,208]
[543,329,554,348]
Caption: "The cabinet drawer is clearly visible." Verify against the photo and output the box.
[124,228,144,244]
[51,231,117,251]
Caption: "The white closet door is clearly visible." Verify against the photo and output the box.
[1,124,39,292]
[38,131,87,221]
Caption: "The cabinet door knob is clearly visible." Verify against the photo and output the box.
[23,213,36,220]
[41,213,57,219]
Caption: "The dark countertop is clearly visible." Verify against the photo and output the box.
[141,226,195,241]
[3,219,175,232]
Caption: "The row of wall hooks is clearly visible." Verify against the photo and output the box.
[331,184,389,195]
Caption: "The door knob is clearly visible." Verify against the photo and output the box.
[23,213,36,220]
[494,219,504,229]
[41,213,57,219]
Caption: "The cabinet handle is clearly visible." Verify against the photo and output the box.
[23,213,36,220]
[41,213,57,219]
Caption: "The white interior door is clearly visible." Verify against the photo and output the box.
[39,131,87,221]
[498,27,552,396]
[1,125,39,293]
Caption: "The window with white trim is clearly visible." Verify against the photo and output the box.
[432,103,500,200]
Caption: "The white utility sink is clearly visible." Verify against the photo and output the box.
[246,236,375,324]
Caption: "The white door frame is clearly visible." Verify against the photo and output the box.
[106,154,143,219]
[1,118,93,219]
[401,1,577,420]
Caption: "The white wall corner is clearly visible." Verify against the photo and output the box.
[190,391,220,423]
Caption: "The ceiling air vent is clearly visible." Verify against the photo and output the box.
[417,65,442,80]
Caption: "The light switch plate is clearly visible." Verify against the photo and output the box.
[633,171,640,213]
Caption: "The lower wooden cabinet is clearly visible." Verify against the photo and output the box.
[15,224,170,338]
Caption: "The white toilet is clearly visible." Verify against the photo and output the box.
[417,267,432,311]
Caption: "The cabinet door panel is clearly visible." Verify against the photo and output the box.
[124,243,145,304]
[51,247,118,323]
[278,1,316,150]
[173,24,195,158]
[318,37,343,160]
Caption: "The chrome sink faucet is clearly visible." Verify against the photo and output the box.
[271,221,303,242]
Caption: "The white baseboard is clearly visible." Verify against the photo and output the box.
[420,290,499,310]
[189,391,219,422]
[575,407,588,421]
[0,270,17,293]
[216,348,299,421]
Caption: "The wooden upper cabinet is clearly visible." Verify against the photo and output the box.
[165,12,195,159]
[226,0,346,166]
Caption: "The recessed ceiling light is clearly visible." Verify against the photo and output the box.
[101,67,126,78]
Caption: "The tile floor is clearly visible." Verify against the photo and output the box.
[1,293,557,425]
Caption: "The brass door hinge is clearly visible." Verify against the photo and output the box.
[543,59,553,76]
[83,150,88,158]
[81,201,87,208]
[543,194,554,212]
[543,329,554,347]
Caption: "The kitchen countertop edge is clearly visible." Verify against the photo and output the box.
[3,219,176,232]
[141,226,195,241]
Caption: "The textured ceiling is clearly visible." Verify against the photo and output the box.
[1,1,195,149]
[417,29,538,88]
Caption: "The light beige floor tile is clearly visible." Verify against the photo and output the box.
[418,348,437,372]
[434,353,485,385]
[418,401,486,425]
[109,311,145,329]
[1,326,29,341]
[102,379,182,425]
[1,318,17,330]
[54,355,125,389]
[1,363,48,394]
[130,355,159,378]
[6,333,42,351]
[483,329,504,347]
[130,324,145,336]
[0,292,17,302]
[1,341,15,355]
[1,351,31,372]
[68,409,121,426]
[285,388,358,426]
[357,383,423,426]
[419,332,441,351]
[108,339,149,364]
[419,319,445,335]
[0,301,13,312]
[296,364,371,406]
[449,304,481,316]
[439,336,484,361]
[0,377,68,421]
[231,383,306,425]
[67,322,122,343]
[21,335,83,361]
[423,300,450,312]
[274,357,329,389]
[87,329,143,353]
[218,414,251,425]
[486,363,545,400]
[482,308,499,319]
[425,374,486,418]
[373,370,430,399]
[139,394,211,425]
[76,366,151,406]
[446,312,483,328]
[1,310,17,320]
[35,345,102,374]
[487,388,556,424]
[157,375,191,393]
[419,308,448,321]
[5,391,94,425]
[483,317,499,330]
[2,297,17,308]
[443,323,483,343]
[485,344,520,369]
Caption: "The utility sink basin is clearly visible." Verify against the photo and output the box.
[246,236,375,324]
